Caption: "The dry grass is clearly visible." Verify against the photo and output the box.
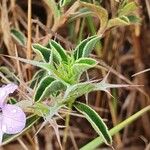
[0,0,150,150]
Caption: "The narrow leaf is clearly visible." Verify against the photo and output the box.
[74,102,112,145]
[30,69,46,88]
[80,1,108,34]
[107,17,129,29]
[64,82,96,100]
[32,44,51,62]
[72,58,97,80]
[49,40,68,63]
[11,29,26,46]
[34,76,66,102]
[34,76,55,101]
[118,2,138,16]
[74,36,100,60]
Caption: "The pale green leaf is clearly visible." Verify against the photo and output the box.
[107,17,129,28]
[80,1,108,34]
[72,58,97,80]
[118,2,138,16]
[64,82,96,100]
[34,76,55,101]
[33,102,50,116]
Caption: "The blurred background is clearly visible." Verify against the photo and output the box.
[0,0,150,150]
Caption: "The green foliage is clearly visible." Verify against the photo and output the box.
[80,105,150,150]
[74,35,100,59]
[33,102,50,116]
[1,0,145,147]
[107,1,140,28]
[118,1,138,16]
[79,1,108,34]
[74,102,112,145]
[10,28,26,46]
[49,40,68,63]
[59,0,72,7]
[34,76,66,102]
[64,82,96,101]
[72,57,97,81]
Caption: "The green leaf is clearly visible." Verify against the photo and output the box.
[80,1,108,34]
[49,40,68,63]
[80,105,150,150]
[9,56,69,85]
[127,15,141,24]
[59,0,72,7]
[68,8,92,22]
[75,57,97,65]
[13,57,52,72]
[10,28,26,46]
[74,36,100,60]
[73,58,97,80]
[107,16,129,28]
[64,82,96,100]
[30,69,46,88]
[34,76,55,101]
[74,102,112,145]
[33,102,50,116]
[0,66,16,80]
[32,44,51,62]
[34,76,65,102]
[118,2,138,17]
[120,16,130,23]
[2,115,40,145]
[8,98,17,104]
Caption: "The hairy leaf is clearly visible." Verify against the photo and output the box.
[74,102,112,145]
[118,2,138,17]
[34,76,65,102]
[64,82,96,100]
[32,44,51,62]
[107,17,129,28]
[49,40,68,63]
[11,29,26,46]
[72,58,97,80]
[74,36,100,60]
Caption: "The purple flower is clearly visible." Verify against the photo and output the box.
[0,84,26,144]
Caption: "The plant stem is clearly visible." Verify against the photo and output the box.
[62,101,73,149]
[80,105,150,150]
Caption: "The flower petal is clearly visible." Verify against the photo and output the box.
[2,104,26,134]
[0,130,4,145]
[0,84,18,106]
[0,117,4,144]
